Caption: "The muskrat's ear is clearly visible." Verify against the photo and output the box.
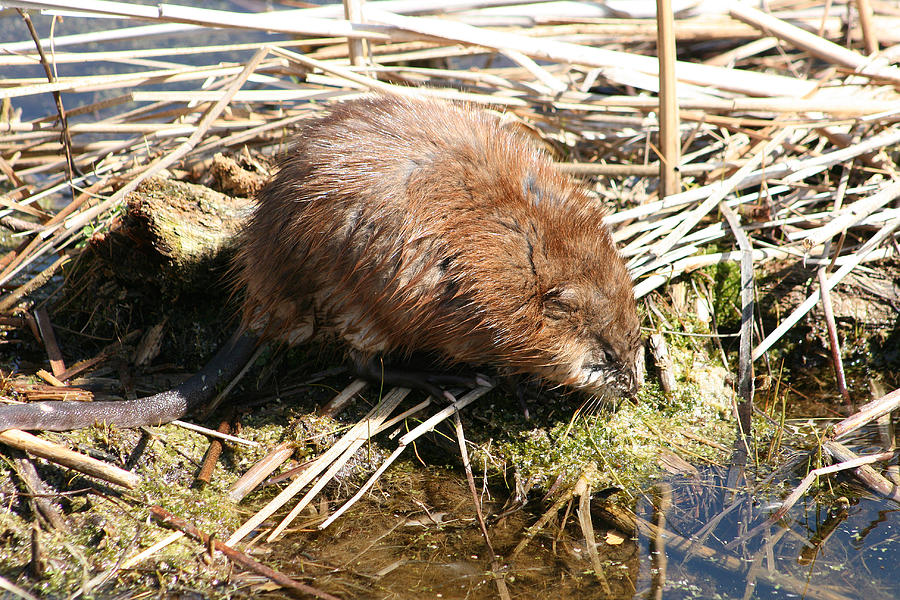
[542,285,579,320]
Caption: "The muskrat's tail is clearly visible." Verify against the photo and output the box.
[0,331,260,432]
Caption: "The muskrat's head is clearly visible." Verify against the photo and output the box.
[535,276,644,398]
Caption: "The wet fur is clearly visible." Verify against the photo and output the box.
[235,95,642,395]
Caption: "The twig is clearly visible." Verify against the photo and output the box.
[33,308,65,378]
[789,180,900,248]
[823,441,900,501]
[10,449,68,531]
[647,333,675,393]
[17,9,78,183]
[195,417,232,486]
[816,266,851,406]
[267,386,411,541]
[150,506,341,600]
[0,429,140,489]
[719,203,754,441]
[55,330,142,382]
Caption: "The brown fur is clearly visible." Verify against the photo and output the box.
[234,95,642,395]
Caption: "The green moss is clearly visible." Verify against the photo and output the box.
[707,259,742,332]
[489,379,734,497]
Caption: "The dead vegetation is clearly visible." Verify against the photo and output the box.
[0,0,899,598]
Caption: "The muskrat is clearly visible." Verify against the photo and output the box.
[0,95,642,432]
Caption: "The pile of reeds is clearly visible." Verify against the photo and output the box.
[1,1,898,345]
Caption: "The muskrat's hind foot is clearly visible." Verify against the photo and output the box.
[351,356,484,402]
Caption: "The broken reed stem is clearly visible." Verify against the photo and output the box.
[170,419,257,446]
[574,473,612,595]
[855,0,879,55]
[318,379,368,417]
[0,253,70,314]
[453,412,511,600]
[719,202,754,451]
[647,333,675,394]
[0,429,140,489]
[823,441,900,502]
[0,50,270,295]
[607,127,900,226]
[365,7,817,97]
[730,448,896,546]
[227,386,410,545]
[120,531,185,570]
[61,47,269,239]
[832,386,900,439]
[343,0,369,68]
[644,127,792,264]
[228,441,294,503]
[655,0,680,197]
[729,2,900,84]
[266,387,410,541]
[816,267,852,407]
[319,384,494,529]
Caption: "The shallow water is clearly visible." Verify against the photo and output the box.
[253,417,897,600]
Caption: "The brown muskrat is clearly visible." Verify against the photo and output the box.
[0,95,642,432]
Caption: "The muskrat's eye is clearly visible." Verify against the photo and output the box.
[594,347,612,366]
[543,285,578,319]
